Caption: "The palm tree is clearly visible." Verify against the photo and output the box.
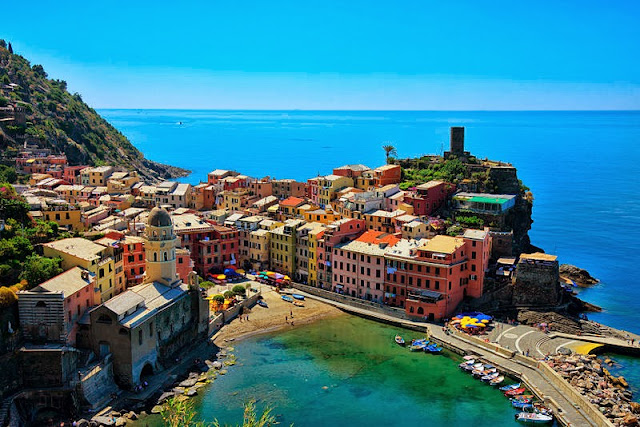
[382,144,397,164]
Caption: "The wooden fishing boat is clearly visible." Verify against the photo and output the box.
[512,400,534,410]
[257,299,268,308]
[481,372,500,382]
[424,344,443,354]
[514,412,553,424]
[293,301,304,307]
[505,387,526,396]
[499,383,521,391]
[281,295,293,303]
[292,294,305,301]
[395,335,406,346]
[409,339,428,351]
[490,375,504,386]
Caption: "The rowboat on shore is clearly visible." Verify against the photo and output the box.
[281,295,293,303]
[490,375,504,386]
[499,383,521,391]
[257,300,268,308]
[514,412,553,424]
[395,335,406,346]
[292,294,305,301]
[481,372,500,382]
[293,301,304,307]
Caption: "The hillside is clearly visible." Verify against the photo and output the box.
[0,40,188,181]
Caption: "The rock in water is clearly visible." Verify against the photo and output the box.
[560,264,598,285]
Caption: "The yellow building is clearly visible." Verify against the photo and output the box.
[317,175,353,208]
[248,229,270,270]
[302,208,342,225]
[269,219,305,275]
[43,237,125,302]
[295,222,325,284]
[42,200,84,231]
[307,226,325,287]
[107,171,140,194]
[54,184,86,204]
[82,166,114,186]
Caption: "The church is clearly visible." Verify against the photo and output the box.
[83,207,209,388]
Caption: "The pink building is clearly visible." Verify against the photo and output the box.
[316,218,366,290]
[462,228,492,298]
[332,230,400,301]
[176,248,195,282]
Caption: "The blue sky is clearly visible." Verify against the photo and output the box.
[3,0,639,109]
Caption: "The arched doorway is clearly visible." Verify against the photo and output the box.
[140,362,154,384]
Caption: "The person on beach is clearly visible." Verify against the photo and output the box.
[285,315,288,323]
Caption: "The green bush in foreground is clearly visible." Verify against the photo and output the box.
[161,397,278,427]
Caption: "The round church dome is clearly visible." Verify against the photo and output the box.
[148,207,172,227]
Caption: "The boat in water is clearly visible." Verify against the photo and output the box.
[505,387,527,396]
[281,295,294,303]
[257,299,268,308]
[499,383,521,391]
[292,294,305,301]
[459,359,475,369]
[409,339,428,351]
[512,400,534,409]
[490,375,504,386]
[395,335,406,346]
[481,372,500,382]
[515,412,553,424]
[425,343,443,354]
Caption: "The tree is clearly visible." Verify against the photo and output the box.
[200,280,215,289]
[212,294,225,304]
[0,40,6,49]
[232,285,246,296]
[382,144,397,164]
[7,42,13,54]
[0,287,17,308]
[223,290,234,300]
[19,255,63,289]
[0,166,17,183]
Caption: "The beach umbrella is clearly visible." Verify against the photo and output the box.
[266,271,276,277]
[275,273,284,280]
[481,319,489,323]
[236,269,245,274]
[276,279,284,283]
[224,268,235,275]
[217,274,226,280]
[284,275,291,281]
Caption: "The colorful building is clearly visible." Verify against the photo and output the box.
[269,219,305,275]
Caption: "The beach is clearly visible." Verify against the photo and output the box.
[211,284,343,346]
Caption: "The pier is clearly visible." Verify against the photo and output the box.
[291,284,613,427]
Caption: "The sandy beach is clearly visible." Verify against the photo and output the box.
[211,285,343,346]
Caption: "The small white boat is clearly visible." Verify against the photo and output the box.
[482,372,500,382]
[463,355,475,361]
[515,412,553,424]
[473,362,483,369]
[490,375,505,386]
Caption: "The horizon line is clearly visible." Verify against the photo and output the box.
[95,108,640,112]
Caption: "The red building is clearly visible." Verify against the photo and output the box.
[384,233,488,321]
[103,231,146,286]
[317,218,366,290]
[176,248,195,282]
[402,180,456,216]
[63,165,89,184]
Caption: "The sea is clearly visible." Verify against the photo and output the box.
[100,109,640,424]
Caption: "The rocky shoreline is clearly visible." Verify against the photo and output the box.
[560,264,599,287]
[546,354,639,426]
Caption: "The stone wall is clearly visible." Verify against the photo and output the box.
[512,260,560,306]
[19,348,78,388]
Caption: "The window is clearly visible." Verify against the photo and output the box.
[435,281,440,290]
[472,251,477,260]
[417,307,424,315]
[99,268,104,278]
[471,264,476,272]
[150,322,154,337]
[139,330,143,345]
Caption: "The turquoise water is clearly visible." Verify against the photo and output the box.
[99,109,640,334]
[137,316,526,426]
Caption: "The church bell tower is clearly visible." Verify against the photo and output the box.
[145,207,178,286]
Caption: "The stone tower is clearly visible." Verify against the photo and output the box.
[444,126,470,158]
[144,207,178,286]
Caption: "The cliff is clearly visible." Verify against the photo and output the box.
[0,41,188,182]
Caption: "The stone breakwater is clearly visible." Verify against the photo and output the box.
[546,354,639,426]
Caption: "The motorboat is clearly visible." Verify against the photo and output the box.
[425,344,443,354]
[410,339,428,351]
[512,400,534,410]
[514,412,553,424]
[395,335,406,346]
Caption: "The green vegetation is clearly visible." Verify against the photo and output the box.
[223,290,234,299]
[0,166,17,183]
[211,294,225,304]
[455,215,484,228]
[400,158,468,190]
[232,284,246,296]
[200,280,215,289]
[161,397,278,427]
[0,40,186,180]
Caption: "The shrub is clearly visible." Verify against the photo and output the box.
[0,287,17,308]
[232,285,246,296]
[223,291,234,300]
[200,281,215,289]
[211,294,224,304]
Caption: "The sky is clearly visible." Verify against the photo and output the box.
[2,0,640,110]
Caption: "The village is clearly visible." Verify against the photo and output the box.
[0,127,612,426]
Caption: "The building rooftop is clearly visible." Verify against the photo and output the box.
[43,237,106,261]
[32,267,95,297]
[520,252,558,262]
[334,164,370,172]
[454,192,516,204]
[385,238,429,258]
[171,213,214,232]
[419,235,465,254]
[463,229,489,240]
[416,180,446,190]
[280,197,305,207]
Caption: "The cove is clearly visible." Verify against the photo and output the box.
[136,315,538,426]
